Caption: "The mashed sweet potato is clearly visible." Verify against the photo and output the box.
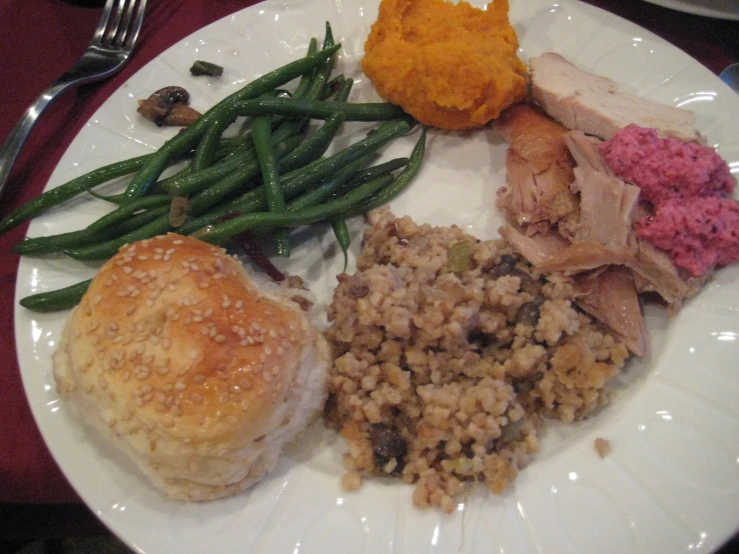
[362,0,527,130]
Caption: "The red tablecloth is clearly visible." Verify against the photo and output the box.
[0,0,734,505]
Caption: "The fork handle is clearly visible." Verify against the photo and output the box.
[0,79,78,202]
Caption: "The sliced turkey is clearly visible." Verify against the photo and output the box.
[529,52,701,143]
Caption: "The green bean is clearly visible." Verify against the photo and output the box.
[195,99,404,146]
[0,155,150,235]
[120,44,341,203]
[330,157,410,198]
[62,137,302,261]
[63,116,411,262]
[169,117,309,199]
[252,115,290,256]
[14,228,113,255]
[186,32,334,177]
[347,128,426,216]
[193,65,340,174]
[86,189,128,204]
[14,196,171,255]
[304,25,336,98]
[211,28,331,177]
[331,217,351,271]
[278,78,353,175]
[293,39,318,100]
[85,195,171,234]
[99,205,170,237]
[191,135,301,215]
[20,280,92,313]
[320,75,346,100]
[177,162,322,237]
[198,174,393,246]
[158,148,253,197]
[287,155,370,212]
[181,118,412,234]
[225,118,409,214]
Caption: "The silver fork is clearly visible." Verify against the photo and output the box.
[0,0,147,201]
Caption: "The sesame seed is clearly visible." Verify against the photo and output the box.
[214,335,226,343]
[123,266,133,274]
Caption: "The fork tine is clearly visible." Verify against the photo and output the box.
[122,0,147,50]
[113,0,136,47]
[101,0,126,46]
[91,0,117,44]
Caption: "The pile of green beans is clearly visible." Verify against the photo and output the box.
[8,23,427,313]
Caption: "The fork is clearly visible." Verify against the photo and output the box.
[0,0,147,202]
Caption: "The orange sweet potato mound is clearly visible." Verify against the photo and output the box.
[362,0,527,130]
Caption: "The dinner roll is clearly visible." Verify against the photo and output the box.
[53,234,331,501]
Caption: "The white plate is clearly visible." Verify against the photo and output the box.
[15,0,739,552]
[640,0,739,20]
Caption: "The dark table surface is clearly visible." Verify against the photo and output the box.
[0,0,736,550]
